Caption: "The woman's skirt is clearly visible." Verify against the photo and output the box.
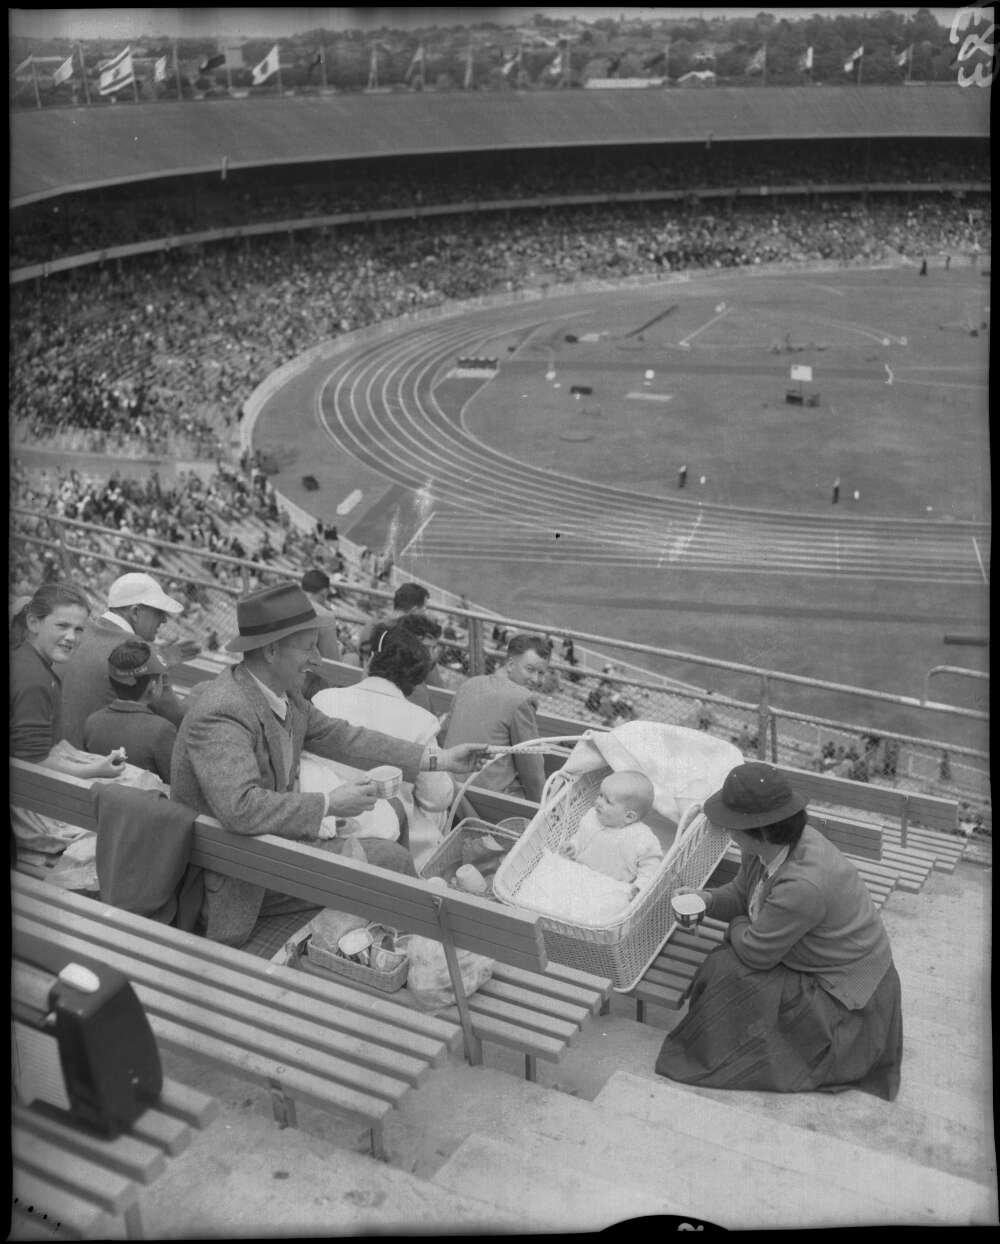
[655,945,902,1100]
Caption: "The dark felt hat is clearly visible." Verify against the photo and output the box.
[703,762,807,831]
[226,581,337,653]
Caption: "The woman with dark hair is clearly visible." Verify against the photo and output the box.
[10,581,126,779]
[303,622,454,865]
[656,762,902,1100]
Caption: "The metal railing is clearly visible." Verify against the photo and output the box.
[11,505,989,806]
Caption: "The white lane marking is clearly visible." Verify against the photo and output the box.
[677,305,731,348]
[398,510,436,559]
[972,536,989,585]
[670,509,704,563]
[626,391,674,403]
[812,316,907,347]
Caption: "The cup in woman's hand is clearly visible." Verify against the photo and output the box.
[671,892,706,929]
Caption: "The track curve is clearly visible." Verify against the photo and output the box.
[315,309,989,586]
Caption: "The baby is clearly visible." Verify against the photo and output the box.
[561,770,662,899]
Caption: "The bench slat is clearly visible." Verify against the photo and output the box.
[13,873,461,1056]
[13,1104,166,1185]
[14,1130,139,1213]
[149,1014,396,1124]
[465,993,579,1043]
[474,979,592,1027]
[128,1107,198,1158]
[437,1008,570,1063]
[489,963,608,1015]
[12,1166,108,1239]
[14,897,439,1084]
[14,912,415,1108]
[153,1077,221,1130]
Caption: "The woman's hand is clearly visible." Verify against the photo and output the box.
[435,744,493,774]
[326,779,378,817]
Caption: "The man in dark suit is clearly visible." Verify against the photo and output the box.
[443,634,551,804]
[171,581,488,947]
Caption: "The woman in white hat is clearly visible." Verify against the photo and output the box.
[656,762,902,1099]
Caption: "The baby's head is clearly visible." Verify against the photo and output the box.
[594,771,655,829]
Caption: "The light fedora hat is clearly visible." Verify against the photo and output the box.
[226,581,338,653]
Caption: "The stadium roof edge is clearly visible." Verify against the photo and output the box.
[10,85,989,206]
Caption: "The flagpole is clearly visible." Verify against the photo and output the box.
[906,47,912,84]
[225,51,232,93]
[132,54,139,103]
[857,50,863,86]
[277,47,283,95]
[321,38,328,89]
[30,56,41,109]
[79,43,91,104]
[762,38,768,87]
[173,40,182,100]
[665,38,671,86]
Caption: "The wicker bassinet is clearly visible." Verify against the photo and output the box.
[488,726,740,991]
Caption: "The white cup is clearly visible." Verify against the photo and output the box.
[671,892,706,929]
[367,764,403,799]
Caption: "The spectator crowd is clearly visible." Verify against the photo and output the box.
[10,138,988,268]
[12,189,989,461]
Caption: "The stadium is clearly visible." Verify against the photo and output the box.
[9,9,993,1236]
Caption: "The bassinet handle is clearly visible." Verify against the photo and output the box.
[444,735,583,834]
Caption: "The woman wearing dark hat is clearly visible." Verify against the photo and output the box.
[655,762,902,1099]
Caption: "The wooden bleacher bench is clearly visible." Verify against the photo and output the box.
[167,658,965,1022]
[12,1053,217,1240]
[10,760,611,1108]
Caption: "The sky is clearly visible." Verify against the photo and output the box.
[10,7,970,41]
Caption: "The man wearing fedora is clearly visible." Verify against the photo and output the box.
[60,571,198,748]
[170,581,490,947]
[655,762,902,1100]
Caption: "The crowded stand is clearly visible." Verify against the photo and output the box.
[11,190,989,462]
[10,137,988,269]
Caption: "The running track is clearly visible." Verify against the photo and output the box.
[312,306,990,587]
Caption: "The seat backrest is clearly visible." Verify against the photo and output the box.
[10,759,548,972]
[777,764,959,832]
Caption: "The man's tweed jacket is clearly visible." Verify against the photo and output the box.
[170,663,424,945]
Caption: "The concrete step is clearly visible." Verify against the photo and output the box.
[389,1057,979,1229]
[595,1071,995,1221]
[432,1130,682,1231]
[137,1094,524,1237]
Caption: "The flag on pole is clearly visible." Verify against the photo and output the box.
[895,45,912,68]
[367,44,379,88]
[199,52,225,73]
[464,44,474,89]
[405,44,425,81]
[251,44,279,86]
[545,49,563,78]
[843,46,864,73]
[500,46,521,78]
[153,54,168,83]
[798,46,814,72]
[746,45,766,74]
[98,46,135,95]
[52,54,75,86]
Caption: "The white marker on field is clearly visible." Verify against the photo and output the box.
[678,303,731,348]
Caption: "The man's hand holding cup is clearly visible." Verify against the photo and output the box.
[326,779,379,818]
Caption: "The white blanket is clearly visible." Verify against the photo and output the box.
[513,850,633,926]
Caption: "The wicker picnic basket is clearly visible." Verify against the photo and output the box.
[418,818,523,893]
[481,724,742,991]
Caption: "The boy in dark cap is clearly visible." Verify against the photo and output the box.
[82,639,176,784]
